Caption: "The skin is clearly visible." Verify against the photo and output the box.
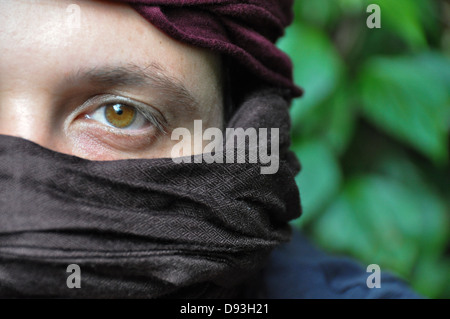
[0,0,223,160]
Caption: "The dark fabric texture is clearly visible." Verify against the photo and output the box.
[120,0,303,98]
[0,88,301,298]
[264,230,423,299]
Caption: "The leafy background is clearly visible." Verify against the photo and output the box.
[279,0,450,298]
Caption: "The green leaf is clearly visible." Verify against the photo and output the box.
[278,23,344,131]
[324,91,356,155]
[310,175,449,281]
[295,82,357,155]
[294,0,340,27]
[414,52,450,91]
[307,190,375,260]
[358,55,449,163]
[370,0,428,49]
[411,258,450,299]
[290,139,342,227]
[338,0,366,14]
[375,152,449,257]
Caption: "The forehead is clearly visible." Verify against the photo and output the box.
[0,0,221,105]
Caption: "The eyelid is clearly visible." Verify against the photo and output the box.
[80,94,168,134]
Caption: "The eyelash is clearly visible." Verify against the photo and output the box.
[80,94,168,134]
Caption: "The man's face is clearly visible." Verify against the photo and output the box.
[0,0,223,160]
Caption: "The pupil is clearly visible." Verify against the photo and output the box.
[113,104,124,115]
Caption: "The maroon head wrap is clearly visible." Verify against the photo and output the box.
[120,0,303,98]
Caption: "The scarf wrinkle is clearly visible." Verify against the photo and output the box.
[0,88,301,298]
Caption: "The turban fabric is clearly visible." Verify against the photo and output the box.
[121,0,303,98]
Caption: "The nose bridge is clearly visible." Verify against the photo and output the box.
[0,93,55,146]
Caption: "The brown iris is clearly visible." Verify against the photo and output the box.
[104,104,136,128]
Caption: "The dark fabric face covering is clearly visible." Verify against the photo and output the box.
[0,89,301,298]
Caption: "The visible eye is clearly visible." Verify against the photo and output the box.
[82,95,167,133]
[104,104,136,128]
[88,103,146,130]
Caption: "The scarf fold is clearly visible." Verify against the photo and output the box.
[120,0,303,98]
[0,89,301,298]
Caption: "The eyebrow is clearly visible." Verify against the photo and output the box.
[66,62,200,115]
